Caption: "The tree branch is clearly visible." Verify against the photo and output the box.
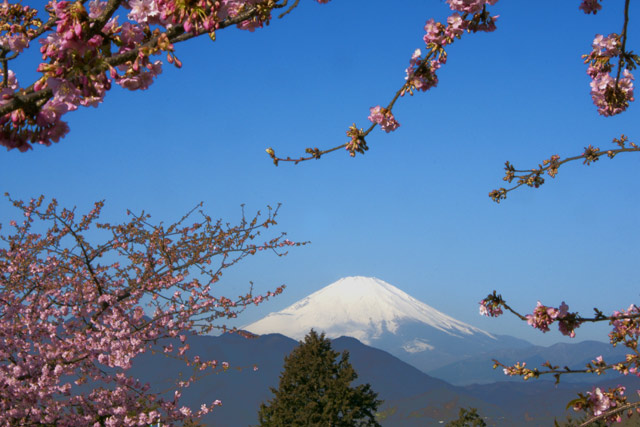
[489,135,640,203]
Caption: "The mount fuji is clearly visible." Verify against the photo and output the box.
[244,276,530,372]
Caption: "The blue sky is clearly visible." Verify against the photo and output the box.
[1,0,638,346]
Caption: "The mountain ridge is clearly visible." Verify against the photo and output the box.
[244,276,531,372]
[244,276,495,343]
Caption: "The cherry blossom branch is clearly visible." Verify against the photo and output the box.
[268,1,638,166]
[0,2,270,118]
[0,0,317,152]
[579,401,640,427]
[266,77,409,164]
[92,0,125,33]
[489,135,640,203]
[615,0,631,84]
[481,290,640,423]
[267,3,499,164]
[492,356,633,384]
[480,290,640,327]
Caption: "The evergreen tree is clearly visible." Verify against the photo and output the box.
[258,329,382,426]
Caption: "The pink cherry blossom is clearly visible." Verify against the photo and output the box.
[592,34,620,57]
[479,297,503,317]
[446,13,467,39]
[587,387,612,416]
[127,0,160,24]
[525,301,559,332]
[423,19,445,46]
[368,106,400,133]
[580,0,603,14]
[446,0,498,14]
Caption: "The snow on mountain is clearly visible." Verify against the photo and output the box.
[244,276,531,373]
[244,276,494,344]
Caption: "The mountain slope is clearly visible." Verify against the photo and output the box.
[244,276,531,371]
[245,276,492,343]
[128,333,508,426]
[126,332,639,426]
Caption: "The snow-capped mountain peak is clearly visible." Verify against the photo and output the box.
[243,276,493,344]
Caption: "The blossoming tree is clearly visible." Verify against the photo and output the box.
[0,195,302,425]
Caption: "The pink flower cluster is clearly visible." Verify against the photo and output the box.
[478,294,503,317]
[580,0,603,14]
[610,304,640,345]
[525,301,580,337]
[446,0,498,14]
[368,106,400,133]
[572,386,626,422]
[584,33,635,116]
[404,49,440,93]
[403,0,498,96]
[357,0,499,147]
[588,387,612,416]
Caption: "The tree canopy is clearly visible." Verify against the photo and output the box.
[258,329,382,426]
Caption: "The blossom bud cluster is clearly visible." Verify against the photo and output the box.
[501,361,538,380]
[345,123,367,157]
[0,2,40,53]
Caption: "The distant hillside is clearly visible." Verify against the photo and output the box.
[127,332,640,426]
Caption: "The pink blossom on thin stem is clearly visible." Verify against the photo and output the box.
[590,70,635,116]
[446,13,467,39]
[368,106,400,133]
[127,0,160,24]
[478,297,503,317]
[593,34,621,57]
[588,387,612,416]
[446,0,498,14]
[556,301,581,338]
[526,301,560,333]
[580,0,603,14]
[404,49,440,94]
[88,0,107,19]
[610,304,640,344]
[524,301,581,337]
[583,33,635,116]
[423,19,445,46]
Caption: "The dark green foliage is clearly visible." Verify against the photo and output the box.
[445,407,487,427]
[258,329,382,426]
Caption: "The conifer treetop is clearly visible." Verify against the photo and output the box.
[258,329,382,427]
